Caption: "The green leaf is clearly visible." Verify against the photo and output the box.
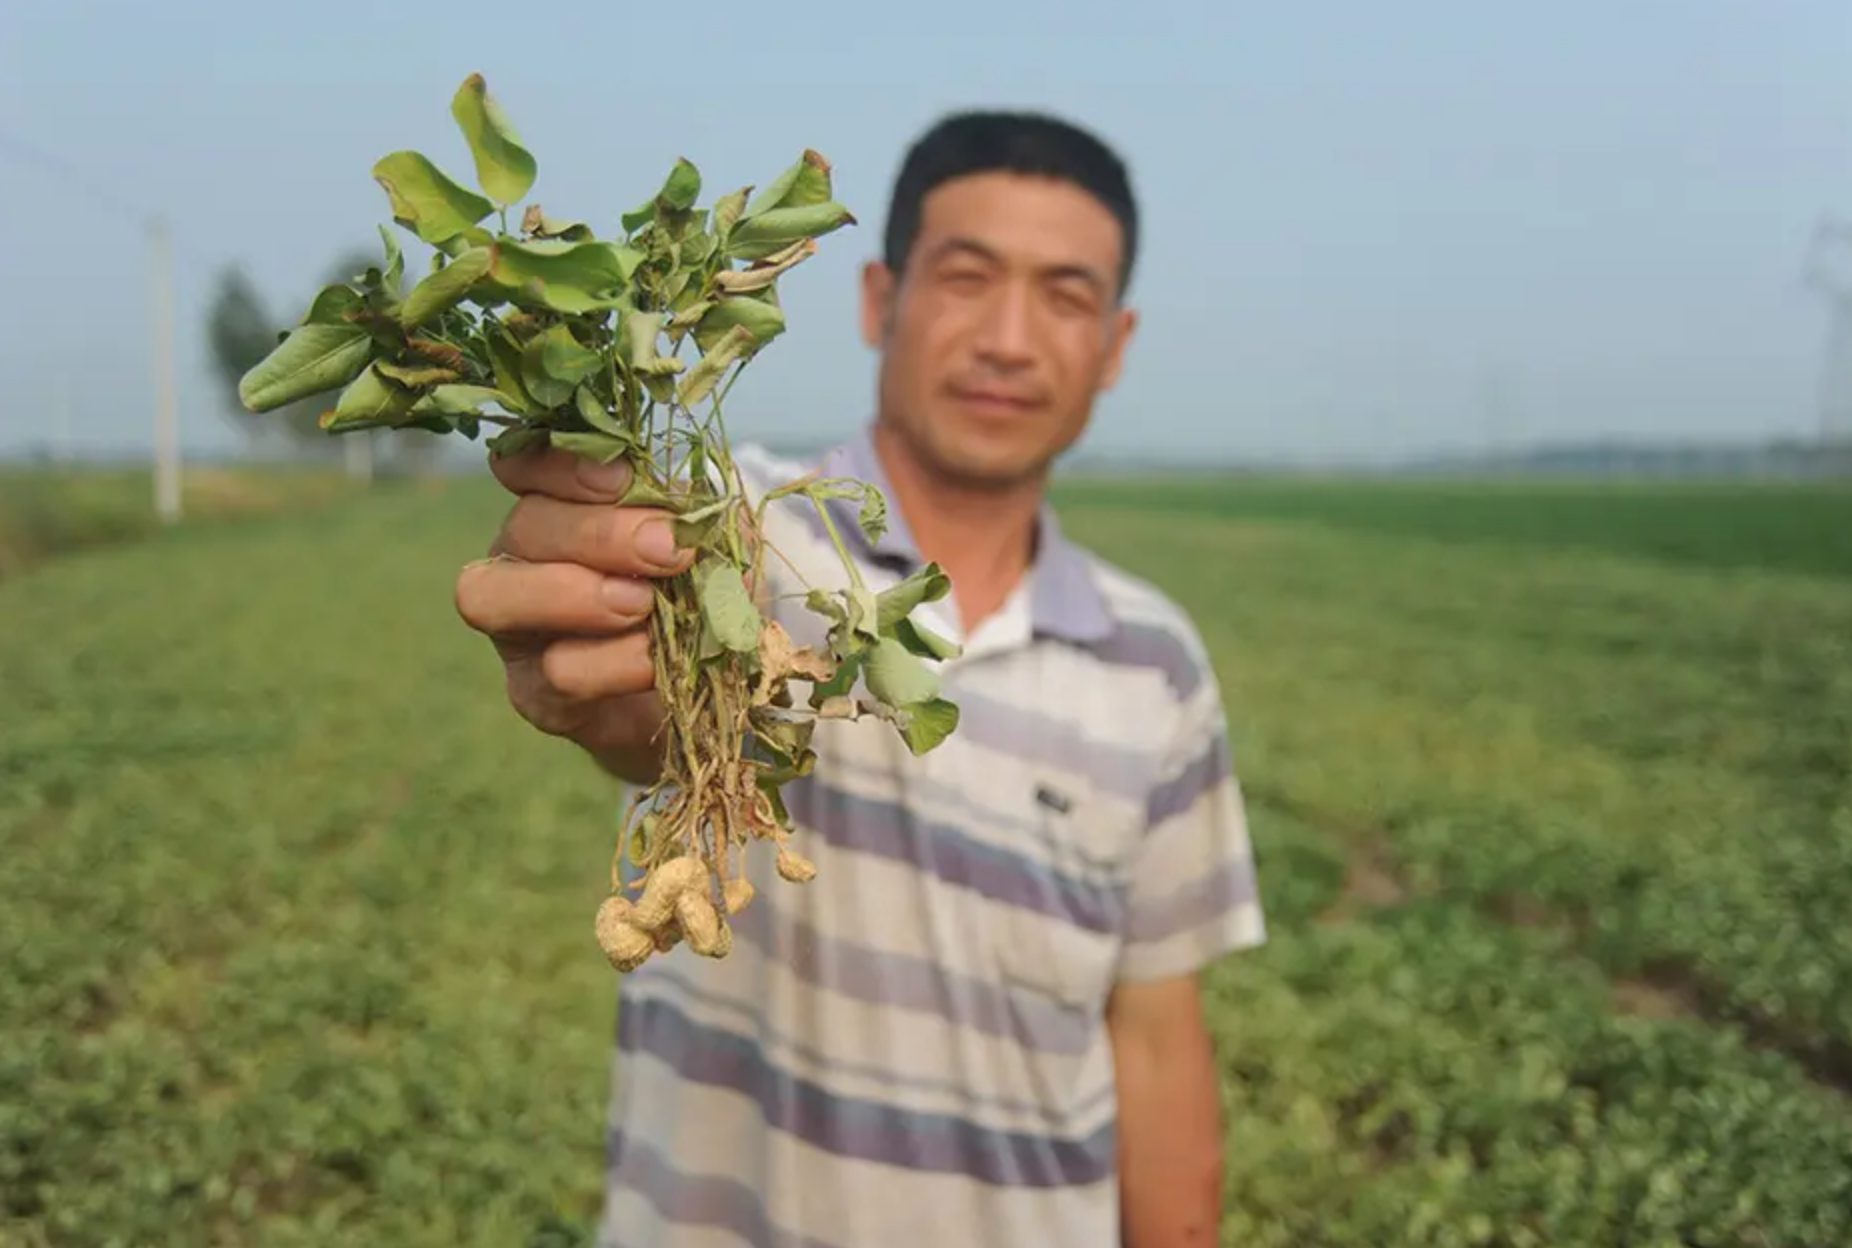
[711,187,750,241]
[671,495,733,552]
[892,616,962,661]
[371,150,495,248]
[744,150,834,217]
[693,294,786,354]
[239,323,374,412]
[574,384,629,438]
[727,201,855,261]
[450,73,538,206]
[324,363,416,430]
[863,636,941,708]
[522,323,602,408]
[899,697,960,755]
[488,425,549,457]
[656,157,701,213]
[623,311,684,376]
[876,562,951,631]
[378,225,404,292]
[677,323,755,407]
[488,239,644,314]
[694,559,761,653]
[300,284,363,326]
[400,246,492,328]
[486,329,538,414]
[550,430,631,463]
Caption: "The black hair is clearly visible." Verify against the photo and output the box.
[881,109,1139,299]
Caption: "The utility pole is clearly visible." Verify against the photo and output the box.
[149,214,182,522]
[1804,216,1852,474]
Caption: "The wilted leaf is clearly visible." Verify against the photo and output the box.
[753,618,836,706]
[521,204,592,241]
[711,187,750,240]
[239,323,373,412]
[400,246,492,327]
[411,384,512,417]
[488,425,549,457]
[876,562,952,631]
[677,324,755,407]
[323,363,416,430]
[375,361,461,388]
[623,311,683,376]
[694,559,761,653]
[450,72,538,206]
[488,239,644,314]
[858,487,888,545]
[550,430,631,463]
[672,495,732,553]
[372,150,495,248]
[378,224,404,292]
[726,201,855,261]
[714,239,816,293]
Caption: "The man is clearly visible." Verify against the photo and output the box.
[455,109,1266,1247]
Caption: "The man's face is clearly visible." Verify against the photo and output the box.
[860,170,1138,491]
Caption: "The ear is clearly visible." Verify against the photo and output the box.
[1096,305,1139,392]
[859,260,896,349]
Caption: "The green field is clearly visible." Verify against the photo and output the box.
[4,469,1851,1246]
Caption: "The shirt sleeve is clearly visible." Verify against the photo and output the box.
[1115,666,1267,982]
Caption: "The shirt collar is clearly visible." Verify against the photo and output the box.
[814,423,1117,647]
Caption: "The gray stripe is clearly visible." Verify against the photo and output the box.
[1125,856,1263,946]
[604,1132,842,1248]
[1146,730,1234,826]
[1083,619,1205,700]
[789,775,1124,934]
[616,996,1118,1189]
[631,967,1115,1126]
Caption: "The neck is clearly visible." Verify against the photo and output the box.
[870,420,1045,634]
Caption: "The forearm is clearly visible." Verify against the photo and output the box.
[1111,986,1225,1247]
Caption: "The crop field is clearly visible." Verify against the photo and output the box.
[3,466,1851,1246]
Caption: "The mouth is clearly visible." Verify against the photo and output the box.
[947,385,1041,417]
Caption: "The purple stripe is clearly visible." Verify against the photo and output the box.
[1146,730,1234,826]
[726,895,1097,1056]
[942,683,1154,802]
[634,965,1115,1123]
[1126,856,1263,946]
[615,996,1118,1189]
[605,1132,842,1248]
[1083,619,1204,700]
[789,776,1123,934]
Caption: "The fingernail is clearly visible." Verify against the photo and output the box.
[601,576,654,616]
[576,456,632,493]
[637,518,680,568]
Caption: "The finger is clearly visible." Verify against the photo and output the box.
[492,493,694,577]
[534,633,657,702]
[456,557,658,639]
[490,443,636,504]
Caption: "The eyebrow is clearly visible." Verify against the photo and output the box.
[928,235,1110,295]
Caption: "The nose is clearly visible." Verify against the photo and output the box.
[972,279,1035,367]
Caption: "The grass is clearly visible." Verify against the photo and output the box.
[3,468,1849,1246]
[0,462,364,581]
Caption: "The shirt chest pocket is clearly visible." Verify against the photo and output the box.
[978,772,1138,1015]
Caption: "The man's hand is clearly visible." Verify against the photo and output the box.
[1108,973,1225,1247]
[453,445,694,785]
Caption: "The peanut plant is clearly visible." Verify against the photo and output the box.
[238,73,963,973]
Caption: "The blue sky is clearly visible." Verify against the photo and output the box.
[2,0,1847,465]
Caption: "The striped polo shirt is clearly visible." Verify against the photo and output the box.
[597,424,1266,1248]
